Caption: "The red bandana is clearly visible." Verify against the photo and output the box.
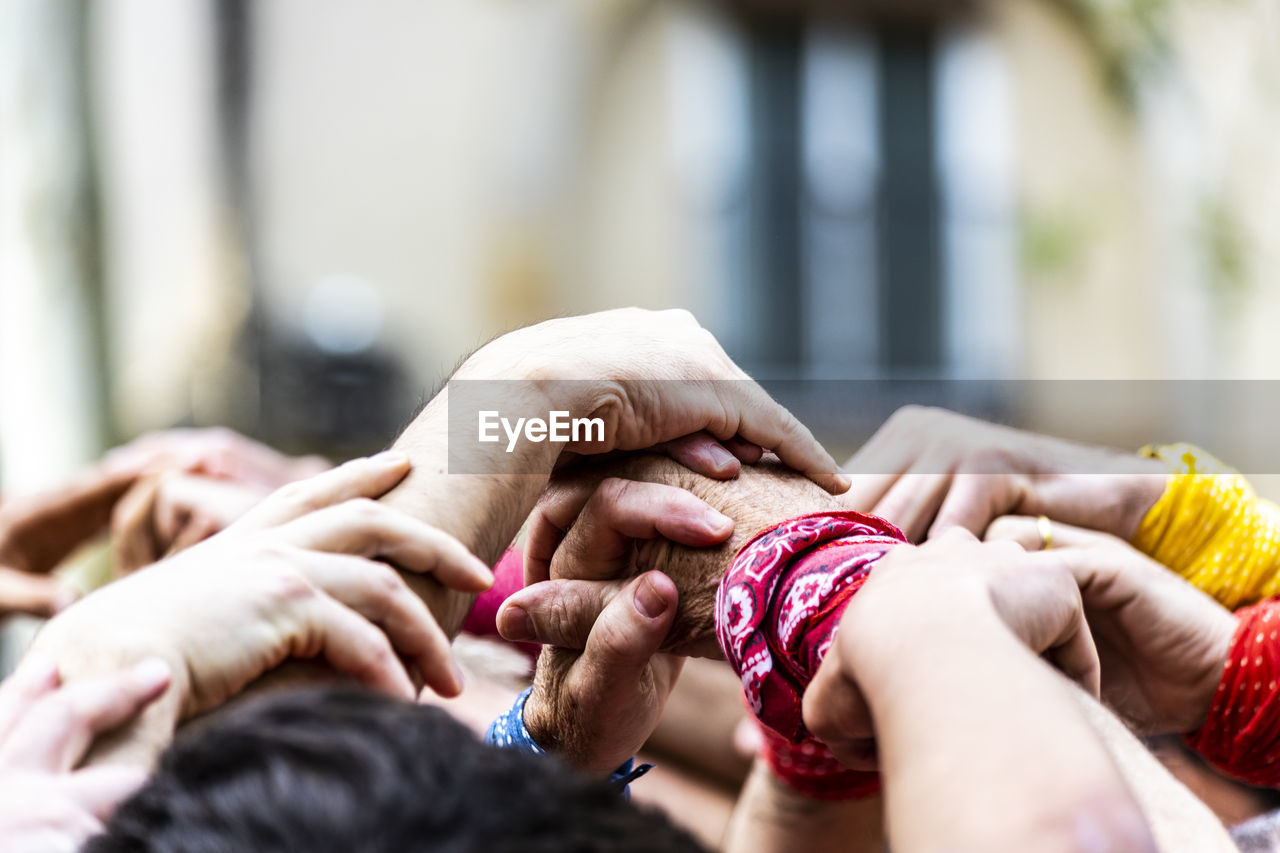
[716,511,906,799]
[1187,598,1280,785]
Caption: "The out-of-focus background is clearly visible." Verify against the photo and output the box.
[3,0,1280,488]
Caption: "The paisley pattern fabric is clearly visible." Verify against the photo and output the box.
[716,511,906,799]
[716,511,906,742]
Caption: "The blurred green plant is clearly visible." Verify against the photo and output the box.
[1198,193,1250,297]
[1056,0,1177,108]
[1020,203,1095,282]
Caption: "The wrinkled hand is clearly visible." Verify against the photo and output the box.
[986,516,1235,733]
[840,406,1166,541]
[522,571,684,775]
[504,455,839,658]
[30,453,493,764]
[110,473,272,574]
[0,654,170,852]
[462,308,847,494]
[803,531,1100,769]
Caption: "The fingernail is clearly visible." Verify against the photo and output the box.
[130,657,171,692]
[703,508,733,534]
[705,443,736,471]
[832,473,852,494]
[634,574,671,619]
[499,606,535,642]
[373,450,409,465]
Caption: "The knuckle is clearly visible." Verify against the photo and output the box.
[986,538,1025,558]
[347,497,384,523]
[272,482,319,513]
[889,404,929,426]
[42,693,78,731]
[368,564,406,599]
[545,598,587,648]
[597,477,634,508]
[265,568,317,604]
[665,308,696,326]
[591,615,636,661]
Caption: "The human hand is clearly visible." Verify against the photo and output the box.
[457,308,847,494]
[0,465,142,618]
[521,571,684,775]
[840,406,1166,541]
[986,516,1236,733]
[30,453,493,763]
[505,455,840,658]
[803,530,1100,770]
[110,473,272,574]
[102,427,329,489]
[0,654,170,852]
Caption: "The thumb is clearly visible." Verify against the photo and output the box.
[570,572,678,702]
[802,646,878,771]
[0,568,78,618]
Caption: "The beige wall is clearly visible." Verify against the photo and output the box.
[77,0,1280,441]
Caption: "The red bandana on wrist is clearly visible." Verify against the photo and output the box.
[1186,598,1280,786]
[715,511,906,799]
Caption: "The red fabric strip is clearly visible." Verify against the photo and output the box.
[1186,597,1280,786]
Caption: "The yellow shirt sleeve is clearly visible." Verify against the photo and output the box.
[1132,443,1280,609]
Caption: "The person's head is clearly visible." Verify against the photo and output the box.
[85,686,707,853]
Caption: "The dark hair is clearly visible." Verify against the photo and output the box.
[86,687,707,853]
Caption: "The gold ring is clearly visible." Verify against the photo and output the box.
[1037,515,1054,550]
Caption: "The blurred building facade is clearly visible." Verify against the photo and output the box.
[3,0,1280,479]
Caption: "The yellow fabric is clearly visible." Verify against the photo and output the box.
[1132,443,1280,609]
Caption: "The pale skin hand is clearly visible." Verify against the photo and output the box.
[0,427,327,617]
[111,473,272,574]
[28,454,492,769]
[0,654,170,853]
[840,405,1167,542]
[380,308,846,637]
[986,516,1236,733]
[0,465,137,617]
[804,553,1157,853]
[101,427,331,489]
[802,531,1102,769]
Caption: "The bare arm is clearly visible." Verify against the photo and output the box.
[724,761,884,853]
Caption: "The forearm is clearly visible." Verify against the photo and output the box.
[860,621,1150,853]
[382,378,564,636]
[724,759,883,853]
[1072,689,1235,853]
